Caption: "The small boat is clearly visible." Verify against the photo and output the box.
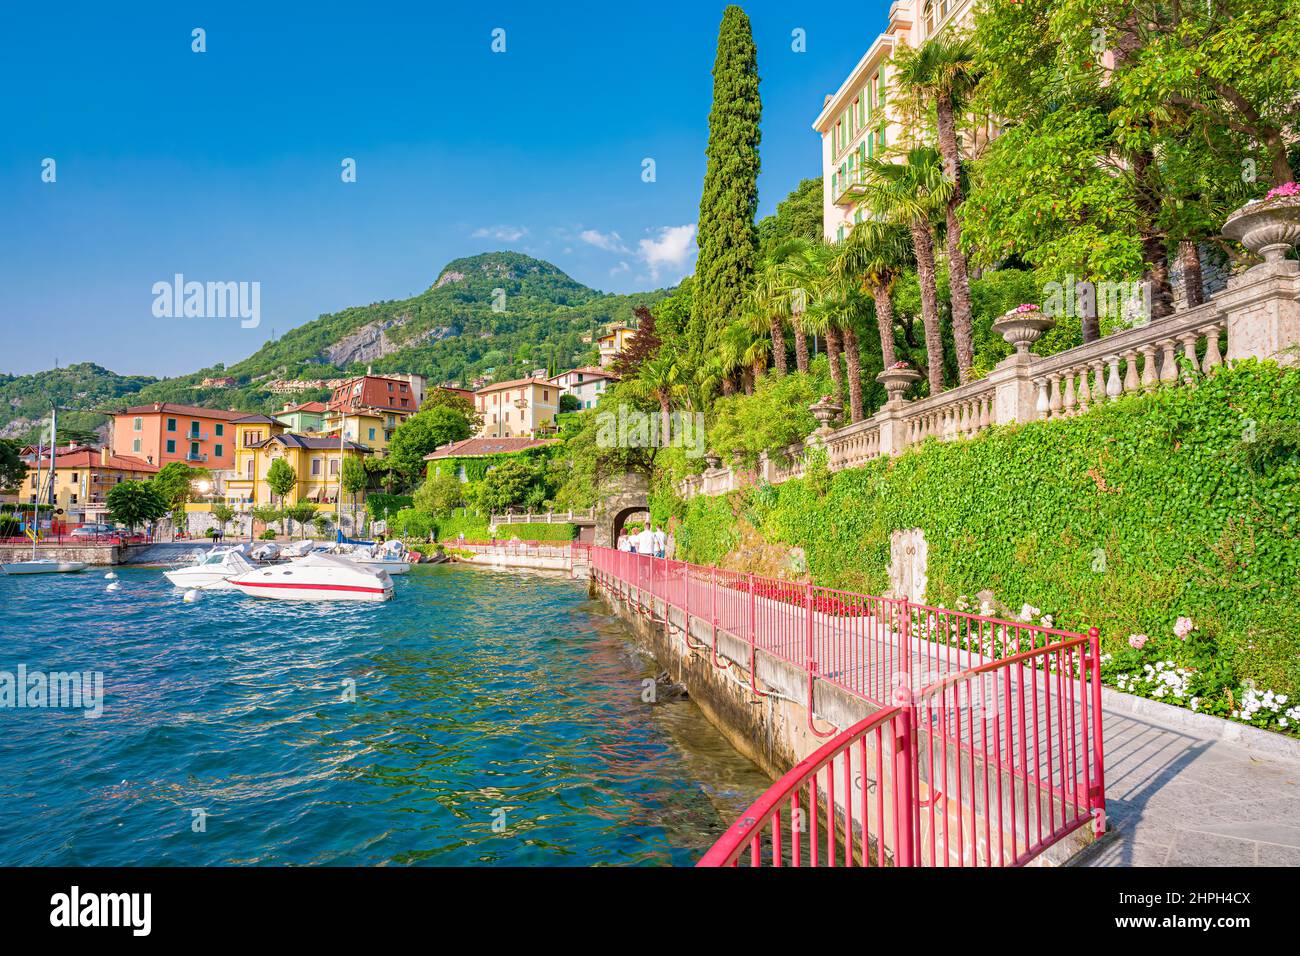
[164,548,257,590]
[227,552,394,602]
[249,542,282,563]
[336,541,411,575]
[1,559,88,575]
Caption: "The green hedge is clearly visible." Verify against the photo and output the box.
[432,509,491,542]
[673,362,1300,732]
[366,493,413,520]
[494,522,576,541]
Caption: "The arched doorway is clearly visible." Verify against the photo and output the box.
[593,470,651,548]
[611,506,650,543]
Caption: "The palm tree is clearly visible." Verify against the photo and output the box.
[774,237,818,372]
[631,355,688,446]
[857,147,952,395]
[834,221,914,370]
[750,237,812,377]
[892,36,980,384]
[800,247,847,409]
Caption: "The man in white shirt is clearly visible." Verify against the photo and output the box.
[651,525,666,558]
[636,525,654,556]
[617,532,631,552]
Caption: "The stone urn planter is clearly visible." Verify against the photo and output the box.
[1223,189,1300,264]
[808,396,843,431]
[703,452,722,470]
[875,366,922,404]
[992,305,1056,355]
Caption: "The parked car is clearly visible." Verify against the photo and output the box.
[70,524,116,538]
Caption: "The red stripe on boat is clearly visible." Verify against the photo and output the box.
[229,580,388,594]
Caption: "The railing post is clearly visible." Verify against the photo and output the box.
[1087,625,1107,835]
[893,594,917,866]
[748,572,758,691]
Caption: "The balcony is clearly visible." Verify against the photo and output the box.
[187,431,209,442]
[185,452,208,463]
[833,167,870,206]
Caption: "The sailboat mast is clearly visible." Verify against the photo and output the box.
[49,402,57,538]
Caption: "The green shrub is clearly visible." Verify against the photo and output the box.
[389,508,435,540]
[258,529,277,540]
[433,508,492,542]
[365,493,413,521]
[494,522,576,541]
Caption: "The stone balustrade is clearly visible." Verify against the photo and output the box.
[679,208,1299,501]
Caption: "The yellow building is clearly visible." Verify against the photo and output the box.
[223,415,370,513]
[473,377,559,438]
[320,408,395,454]
[597,326,638,368]
[14,445,158,526]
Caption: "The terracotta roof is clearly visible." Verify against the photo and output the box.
[424,436,557,460]
[282,401,326,413]
[117,402,247,420]
[27,448,159,474]
[474,376,550,394]
[549,366,618,384]
[233,414,282,424]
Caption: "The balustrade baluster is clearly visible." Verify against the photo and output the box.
[1106,355,1122,401]
[1034,378,1049,421]
[1202,325,1224,370]
[1092,361,1106,402]
[1179,331,1201,381]
[1158,339,1179,384]
[979,395,991,431]
[1122,350,1140,394]
[1139,344,1158,391]
[1062,373,1077,417]
[1048,374,1063,419]
[1077,367,1091,413]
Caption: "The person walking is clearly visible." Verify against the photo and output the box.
[652,525,666,559]
[636,524,654,557]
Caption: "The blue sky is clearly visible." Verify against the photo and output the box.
[0,1,888,376]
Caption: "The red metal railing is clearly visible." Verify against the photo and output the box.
[589,547,1105,867]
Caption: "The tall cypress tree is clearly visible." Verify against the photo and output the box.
[691,5,761,368]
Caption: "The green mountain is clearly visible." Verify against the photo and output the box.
[0,252,671,442]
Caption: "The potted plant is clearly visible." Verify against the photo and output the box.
[808,395,844,430]
[992,303,1056,354]
[875,361,923,404]
[1223,181,1300,264]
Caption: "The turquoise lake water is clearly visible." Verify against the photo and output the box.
[0,564,768,865]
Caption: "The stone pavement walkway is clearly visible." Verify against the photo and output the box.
[1077,707,1300,866]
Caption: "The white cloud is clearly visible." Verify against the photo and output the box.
[609,261,631,276]
[579,229,629,253]
[638,224,697,280]
[472,224,528,242]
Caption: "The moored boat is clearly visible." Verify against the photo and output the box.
[163,548,257,590]
[1,559,88,575]
[227,552,394,602]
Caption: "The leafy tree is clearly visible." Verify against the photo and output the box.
[285,502,318,538]
[414,472,465,518]
[265,457,297,511]
[106,480,168,532]
[252,504,283,536]
[472,456,549,514]
[341,455,368,531]
[389,507,435,540]
[610,306,662,378]
[152,461,202,512]
[387,403,475,486]
[692,5,762,365]
[757,177,824,252]
[314,514,332,537]
[0,439,27,494]
[559,393,581,412]
[211,503,235,536]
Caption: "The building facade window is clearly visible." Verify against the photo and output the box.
[215,423,224,437]
[133,439,142,453]
[133,417,142,431]
[166,439,176,454]
[214,444,223,458]
[166,418,177,432]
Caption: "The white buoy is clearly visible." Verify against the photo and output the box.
[104,571,117,580]
[183,589,199,603]
[106,581,121,592]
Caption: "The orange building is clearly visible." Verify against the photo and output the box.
[110,402,244,471]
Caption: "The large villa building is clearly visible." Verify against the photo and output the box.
[109,402,245,471]
[473,377,559,439]
[813,0,979,242]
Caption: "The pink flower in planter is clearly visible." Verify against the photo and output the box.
[888,361,911,370]
[1173,616,1195,640]
[1128,633,1148,650]
[1012,303,1042,314]
[1264,181,1300,201]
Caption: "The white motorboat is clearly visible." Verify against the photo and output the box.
[163,548,257,590]
[335,541,411,575]
[1,559,88,575]
[249,542,282,562]
[227,552,394,602]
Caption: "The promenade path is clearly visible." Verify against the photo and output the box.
[626,563,1300,867]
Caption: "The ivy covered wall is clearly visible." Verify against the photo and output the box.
[666,362,1300,727]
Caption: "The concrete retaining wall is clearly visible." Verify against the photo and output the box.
[0,544,124,566]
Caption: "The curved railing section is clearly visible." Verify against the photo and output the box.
[589,547,1106,867]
